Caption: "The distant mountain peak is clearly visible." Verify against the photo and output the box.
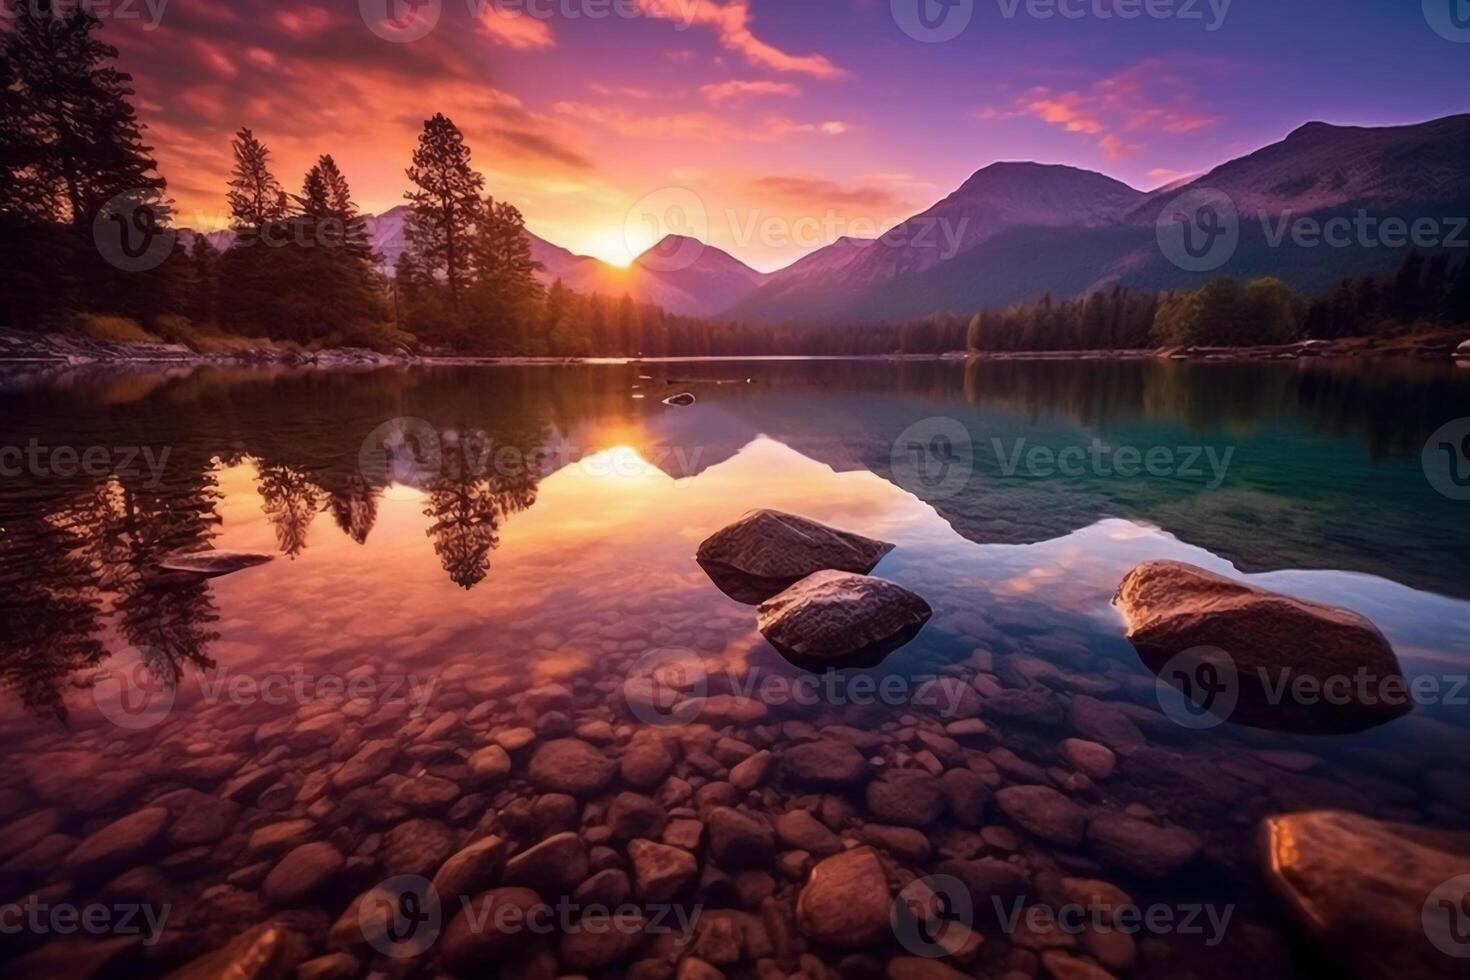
[954,160,1141,197]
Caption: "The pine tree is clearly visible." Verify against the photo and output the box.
[2,1,167,228]
[0,48,48,221]
[470,195,542,346]
[404,113,484,311]
[226,127,287,234]
[297,164,330,218]
[318,154,372,260]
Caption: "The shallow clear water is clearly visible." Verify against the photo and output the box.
[1,358,1467,978]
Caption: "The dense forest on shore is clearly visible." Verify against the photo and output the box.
[1,5,1466,360]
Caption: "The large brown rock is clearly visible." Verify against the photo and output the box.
[627,839,698,902]
[796,848,892,949]
[504,832,589,896]
[262,842,345,905]
[707,807,776,870]
[697,510,894,603]
[440,888,545,974]
[1116,561,1407,730]
[66,807,169,873]
[1262,810,1470,980]
[866,769,946,828]
[1087,813,1199,879]
[528,739,616,796]
[996,785,1087,848]
[758,571,931,666]
[781,739,870,789]
[558,912,648,971]
[432,836,511,905]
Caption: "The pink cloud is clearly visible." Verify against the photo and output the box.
[478,7,555,50]
[700,79,801,103]
[1098,133,1141,160]
[993,57,1224,158]
[554,102,848,143]
[1025,93,1104,134]
[634,0,846,79]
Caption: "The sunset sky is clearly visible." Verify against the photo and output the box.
[105,0,1468,271]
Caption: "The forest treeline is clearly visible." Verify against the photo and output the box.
[1,4,1466,358]
[897,254,1470,354]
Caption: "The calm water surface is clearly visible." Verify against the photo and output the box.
[1,358,1468,978]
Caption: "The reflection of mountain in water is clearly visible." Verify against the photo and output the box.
[1,358,1467,718]
[628,359,1470,599]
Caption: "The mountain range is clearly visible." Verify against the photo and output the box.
[183,113,1470,325]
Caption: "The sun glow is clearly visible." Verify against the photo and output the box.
[578,228,638,268]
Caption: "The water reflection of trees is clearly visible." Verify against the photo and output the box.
[0,466,222,720]
[423,428,543,589]
[2,359,1467,718]
[257,463,327,558]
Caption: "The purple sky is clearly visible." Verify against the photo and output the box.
[105,0,1470,269]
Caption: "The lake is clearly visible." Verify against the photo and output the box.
[1,357,1468,978]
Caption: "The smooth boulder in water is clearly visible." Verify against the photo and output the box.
[1262,809,1470,980]
[757,570,931,667]
[160,550,274,577]
[1115,560,1408,732]
[697,509,895,604]
[662,392,696,407]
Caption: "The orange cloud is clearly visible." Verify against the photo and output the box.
[633,0,846,79]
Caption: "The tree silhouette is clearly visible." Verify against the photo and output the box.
[256,462,327,558]
[329,477,381,545]
[226,127,288,234]
[422,430,540,589]
[0,508,106,721]
[404,113,484,312]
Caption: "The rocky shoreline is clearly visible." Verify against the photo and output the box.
[2,328,1465,371]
